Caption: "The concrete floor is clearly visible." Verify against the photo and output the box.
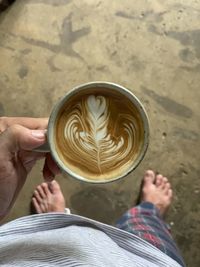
[0,0,200,266]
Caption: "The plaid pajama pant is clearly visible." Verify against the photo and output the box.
[116,202,185,267]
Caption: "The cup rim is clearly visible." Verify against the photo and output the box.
[48,81,150,184]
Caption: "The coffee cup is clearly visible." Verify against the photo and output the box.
[37,81,149,183]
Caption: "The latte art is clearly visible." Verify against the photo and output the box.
[55,90,144,181]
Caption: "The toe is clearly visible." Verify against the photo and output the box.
[167,189,173,199]
[32,197,42,213]
[49,180,62,194]
[164,182,171,193]
[37,185,46,199]
[33,190,43,203]
[163,177,168,184]
[155,174,163,187]
[141,170,156,200]
[161,177,169,190]
[144,170,155,185]
[41,182,51,196]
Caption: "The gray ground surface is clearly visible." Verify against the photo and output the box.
[0,1,200,266]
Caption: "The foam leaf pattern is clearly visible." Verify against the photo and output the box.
[64,95,137,174]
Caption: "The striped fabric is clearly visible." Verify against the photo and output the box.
[0,212,183,267]
[116,202,185,267]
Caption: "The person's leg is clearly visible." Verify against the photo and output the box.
[32,180,66,213]
[116,170,185,267]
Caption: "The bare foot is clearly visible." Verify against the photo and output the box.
[32,180,66,213]
[141,170,173,216]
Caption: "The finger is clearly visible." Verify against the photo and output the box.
[32,197,42,214]
[19,151,46,164]
[0,125,46,153]
[43,153,61,181]
[18,150,46,173]
[18,150,45,173]
[43,163,55,181]
[0,117,48,132]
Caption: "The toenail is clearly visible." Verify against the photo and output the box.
[146,170,154,175]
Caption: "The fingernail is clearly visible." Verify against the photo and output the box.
[31,130,46,139]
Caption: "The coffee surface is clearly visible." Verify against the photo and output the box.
[55,88,144,181]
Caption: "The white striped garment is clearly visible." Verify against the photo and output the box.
[0,213,182,267]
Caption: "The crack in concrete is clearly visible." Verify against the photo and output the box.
[19,14,91,60]
[141,86,193,118]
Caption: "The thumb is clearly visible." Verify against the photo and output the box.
[0,124,46,152]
